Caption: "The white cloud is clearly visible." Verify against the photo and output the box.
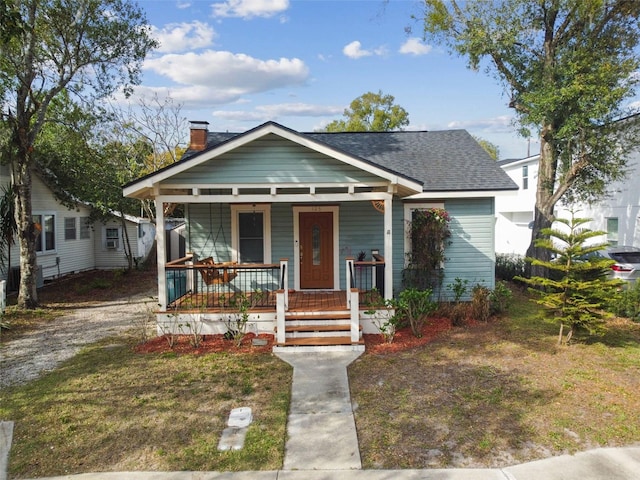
[151,21,216,53]
[176,1,191,9]
[447,115,515,133]
[343,41,372,59]
[127,84,243,109]
[213,103,343,122]
[144,50,309,97]
[343,40,387,59]
[212,0,289,18]
[399,38,432,56]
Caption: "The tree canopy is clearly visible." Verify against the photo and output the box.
[321,90,409,132]
[0,0,157,308]
[420,0,640,273]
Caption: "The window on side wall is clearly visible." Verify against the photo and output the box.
[522,165,529,190]
[105,227,120,250]
[80,217,91,239]
[607,218,619,246]
[33,213,55,253]
[64,217,77,240]
[231,204,271,264]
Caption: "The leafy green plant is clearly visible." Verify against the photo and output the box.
[390,288,437,337]
[609,281,640,321]
[364,289,398,343]
[495,253,526,281]
[448,277,469,302]
[517,215,624,344]
[403,208,451,291]
[224,290,265,347]
[489,281,513,315]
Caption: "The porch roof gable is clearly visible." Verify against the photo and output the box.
[123,121,423,199]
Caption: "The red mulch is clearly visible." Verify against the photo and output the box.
[363,316,454,355]
[134,332,275,355]
[134,317,458,356]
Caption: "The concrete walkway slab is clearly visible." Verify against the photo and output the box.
[0,421,13,480]
[276,351,362,470]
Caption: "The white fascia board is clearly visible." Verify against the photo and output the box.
[155,191,393,205]
[403,190,517,200]
[500,155,540,170]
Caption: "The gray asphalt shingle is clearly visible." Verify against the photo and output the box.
[186,123,518,193]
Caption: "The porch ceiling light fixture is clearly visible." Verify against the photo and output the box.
[371,200,385,213]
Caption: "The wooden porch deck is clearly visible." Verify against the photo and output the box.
[169,290,352,312]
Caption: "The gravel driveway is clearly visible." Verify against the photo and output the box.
[0,290,156,389]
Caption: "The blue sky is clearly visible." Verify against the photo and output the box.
[134,0,536,159]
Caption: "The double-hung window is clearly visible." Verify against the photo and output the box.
[105,227,120,250]
[33,213,55,253]
[231,204,271,263]
[64,217,77,240]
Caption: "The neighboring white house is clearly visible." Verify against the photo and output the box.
[496,149,640,256]
[0,165,155,290]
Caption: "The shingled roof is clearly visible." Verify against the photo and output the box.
[183,124,518,193]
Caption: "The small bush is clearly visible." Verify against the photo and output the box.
[490,281,513,315]
[391,288,437,337]
[471,285,491,322]
[496,253,526,281]
[609,282,640,321]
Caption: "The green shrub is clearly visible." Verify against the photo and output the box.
[610,282,640,321]
[489,281,513,315]
[391,288,437,337]
[496,253,526,281]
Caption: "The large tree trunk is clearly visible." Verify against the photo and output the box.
[12,161,39,309]
[525,124,557,278]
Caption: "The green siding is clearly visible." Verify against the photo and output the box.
[167,134,382,185]
[186,203,234,262]
[184,196,496,297]
[443,198,495,299]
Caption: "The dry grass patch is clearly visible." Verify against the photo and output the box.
[348,288,640,469]
[1,338,292,478]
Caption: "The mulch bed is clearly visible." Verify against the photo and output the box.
[134,332,275,355]
[134,316,458,355]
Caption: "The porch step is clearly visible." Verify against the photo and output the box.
[274,336,365,352]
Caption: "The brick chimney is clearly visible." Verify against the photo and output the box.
[189,121,209,151]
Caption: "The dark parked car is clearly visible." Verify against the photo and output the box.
[601,246,640,284]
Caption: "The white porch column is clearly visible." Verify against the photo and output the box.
[384,196,393,300]
[276,290,286,344]
[156,196,167,310]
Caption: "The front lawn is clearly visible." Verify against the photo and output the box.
[348,286,640,468]
[1,338,292,478]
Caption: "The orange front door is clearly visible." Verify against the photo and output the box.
[299,211,334,289]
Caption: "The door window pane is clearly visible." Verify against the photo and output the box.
[312,224,321,266]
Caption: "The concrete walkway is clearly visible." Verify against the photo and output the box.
[5,351,640,480]
[275,351,363,470]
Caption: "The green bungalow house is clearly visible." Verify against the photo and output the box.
[123,121,517,351]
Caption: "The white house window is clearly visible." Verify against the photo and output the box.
[33,213,55,253]
[231,204,271,264]
[64,217,77,240]
[80,217,91,239]
[522,165,529,190]
[607,217,619,246]
[105,227,120,250]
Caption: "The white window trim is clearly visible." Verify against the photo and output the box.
[292,205,340,291]
[103,226,123,251]
[34,211,57,255]
[64,217,77,241]
[231,204,272,264]
[403,202,445,268]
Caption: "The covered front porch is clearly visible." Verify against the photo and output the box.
[162,255,390,349]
